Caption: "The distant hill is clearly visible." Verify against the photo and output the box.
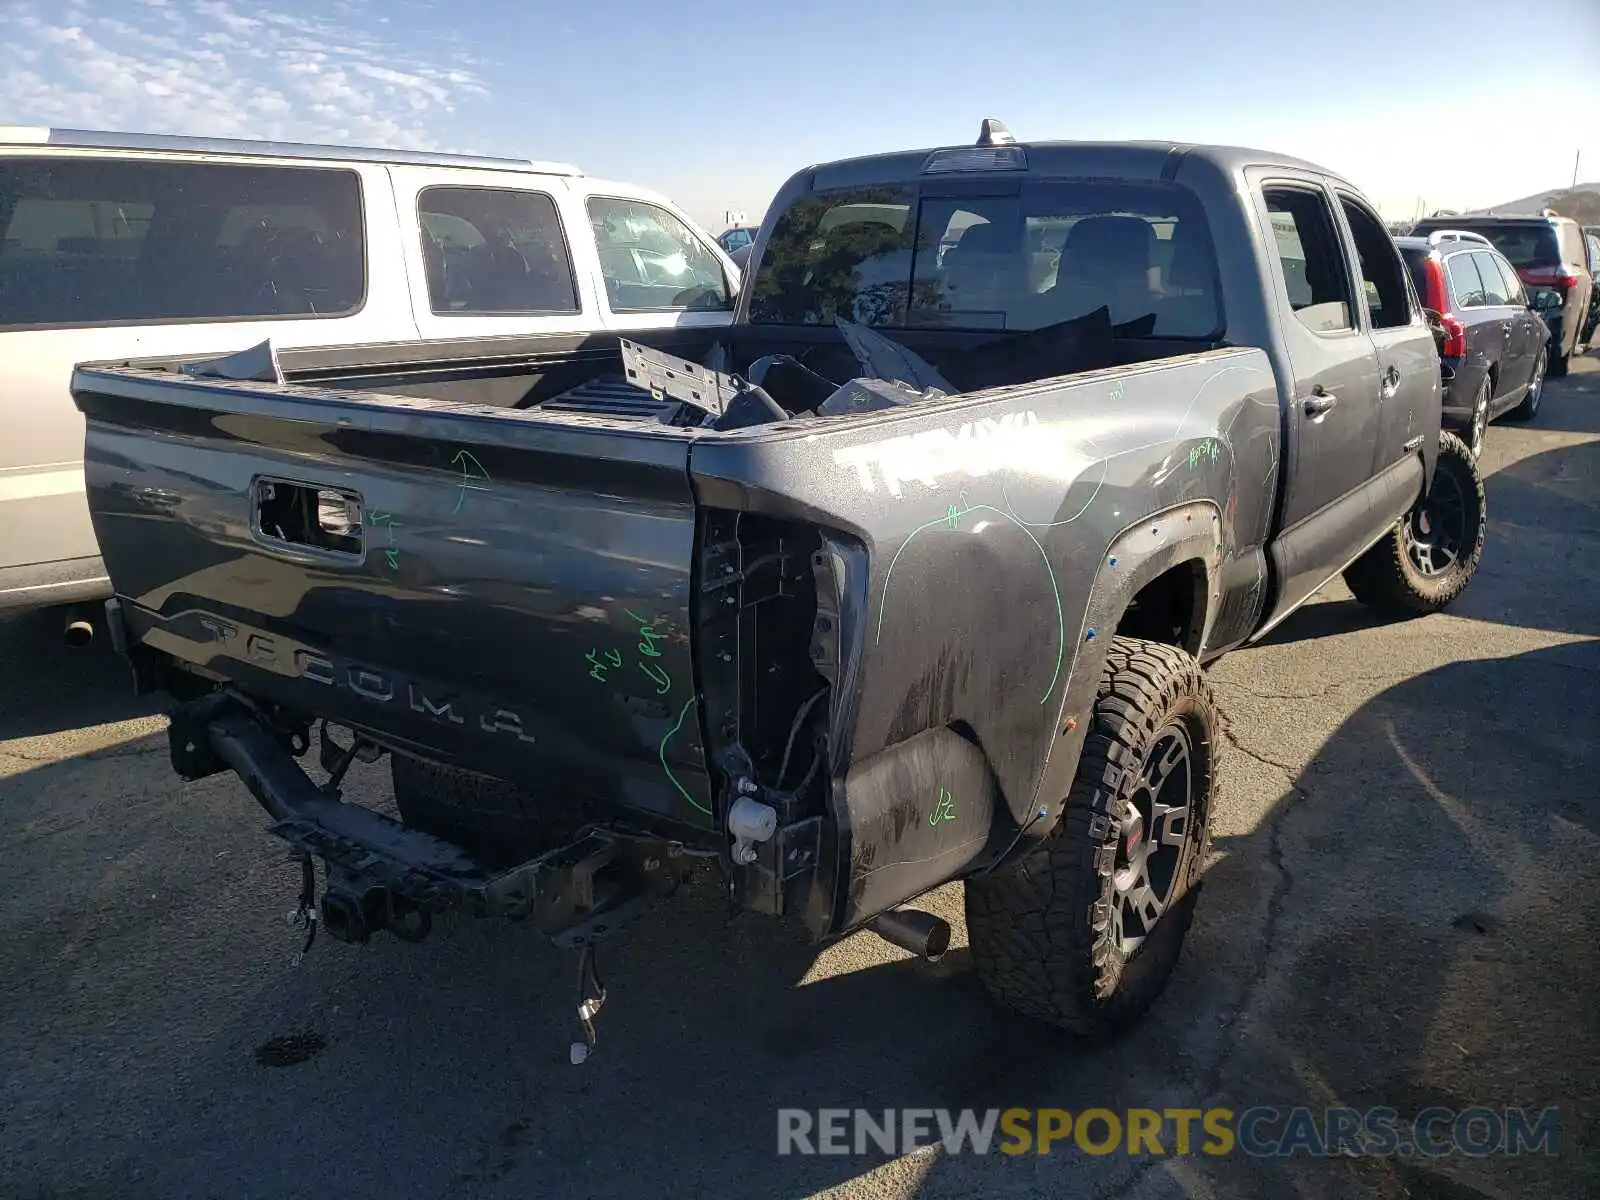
[1471,183,1600,224]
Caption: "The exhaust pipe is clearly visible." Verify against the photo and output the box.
[868,908,952,963]
[63,606,94,648]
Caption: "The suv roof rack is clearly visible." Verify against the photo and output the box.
[1426,229,1493,248]
[0,125,584,176]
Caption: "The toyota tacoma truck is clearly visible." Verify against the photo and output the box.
[72,122,1487,1055]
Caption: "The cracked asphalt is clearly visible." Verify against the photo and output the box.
[2,360,1596,1200]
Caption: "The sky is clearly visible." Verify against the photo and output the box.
[4,0,1598,232]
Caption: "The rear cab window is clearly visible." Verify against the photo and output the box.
[747,177,1221,338]
[0,157,365,329]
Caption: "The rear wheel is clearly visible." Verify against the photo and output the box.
[1343,431,1485,616]
[1466,375,1491,459]
[1507,348,1546,421]
[964,637,1217,1035]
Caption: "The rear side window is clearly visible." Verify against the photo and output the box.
[1263,187,1352,333]
[586,197,731,312]
[1446,253,1488,308]
[417,187,578,315]
[1339,196,1412,329]
[1558,222,1585,266]
[1471,251,1511,305]
[748,179,1221,337]
[1488,254,1525,305]
[0,158,365,329]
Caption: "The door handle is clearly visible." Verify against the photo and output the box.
[1303,393,1337,417]
[1380,364,1402,398]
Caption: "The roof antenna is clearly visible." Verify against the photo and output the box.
[976,118,1015,147]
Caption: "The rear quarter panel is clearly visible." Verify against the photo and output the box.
[689,346,1280,928]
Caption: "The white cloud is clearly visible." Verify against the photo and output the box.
[1,0,491,150]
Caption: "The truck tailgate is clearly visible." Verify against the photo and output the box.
[73,369,716,828]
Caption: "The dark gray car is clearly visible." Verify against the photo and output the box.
[1395,232,1549,455]
[1411,212,1594,376]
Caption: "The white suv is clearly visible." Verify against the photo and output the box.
[0,127,740,621]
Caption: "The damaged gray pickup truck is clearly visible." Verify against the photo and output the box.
[74,123,1487,1057]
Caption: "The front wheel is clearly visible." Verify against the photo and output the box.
[965,637,1218,1035]
[1343,431,1485,616]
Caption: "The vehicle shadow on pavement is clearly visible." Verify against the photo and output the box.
[0,609,159,741]
[1153,639,1599,1200]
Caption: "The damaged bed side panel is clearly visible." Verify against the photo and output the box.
[687,347,1280,933]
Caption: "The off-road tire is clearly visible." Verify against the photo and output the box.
[964,637,1218,1036]
[1343,430,1485,616]
[390,754,595,868]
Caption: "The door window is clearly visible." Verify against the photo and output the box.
[1487,254,1526,306]
[0,158,365,328]
[1471,252,1512,306]
[586,197,731,312]
[416,187,579,315]
[1262,187,1353,333]
[1339,196,1412,329]
[1446,253,1488,308]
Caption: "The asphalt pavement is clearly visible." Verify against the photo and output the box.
[2,359,1596,1200]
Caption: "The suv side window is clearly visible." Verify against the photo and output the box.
[1489,254,1526,305]
[1263,186,1353,333]
[1339,196,1411,329]
[1558,222,1585,267]
[587,197,731,312]
[1472,251,1511,305]
[1446,253,1488,308]
[0,158,365,329]
[417,187,579,315]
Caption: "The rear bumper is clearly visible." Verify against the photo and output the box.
[171,691,695,947]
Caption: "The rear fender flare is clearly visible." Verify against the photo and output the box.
[1018,499,1225,840]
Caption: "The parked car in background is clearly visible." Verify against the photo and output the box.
[1410,211,1594,376]
[716,225,759,253]
[0,127,740,630]
[1395,230,1549,455]
[1584,226,1600,344]
[727,240,755,271]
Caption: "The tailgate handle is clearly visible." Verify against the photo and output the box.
[254,478,365,559]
